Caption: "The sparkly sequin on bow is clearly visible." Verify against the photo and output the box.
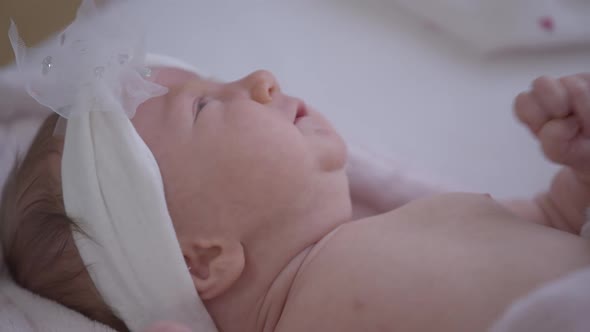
[139,67,152,78]
[94,66,105,78]
[42,56,53,76]
[118,53,130,64]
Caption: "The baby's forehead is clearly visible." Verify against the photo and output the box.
[151,66,203,88]
[152,67,221,98]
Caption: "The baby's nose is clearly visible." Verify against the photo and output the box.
[242,70,280,104]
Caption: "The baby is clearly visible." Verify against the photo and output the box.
[3,66,590,332]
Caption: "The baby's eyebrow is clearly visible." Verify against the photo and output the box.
[180,79,210,96]
[180,75,224,98]
[198,75,221,84]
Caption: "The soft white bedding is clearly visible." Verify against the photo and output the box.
[2,0,590,331]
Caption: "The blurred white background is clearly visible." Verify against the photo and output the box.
[143,0,590,198]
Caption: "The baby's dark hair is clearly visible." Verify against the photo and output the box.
[0,114,128,331]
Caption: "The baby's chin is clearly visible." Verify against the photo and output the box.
[323,136,348,172]
[305,110,348,173]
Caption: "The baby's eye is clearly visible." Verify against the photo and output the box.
[193,97,210,122]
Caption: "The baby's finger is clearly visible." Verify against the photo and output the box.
[514,92,548,134]
[537,116,580,164]
[561,75,590,137]
[532,76,569,118]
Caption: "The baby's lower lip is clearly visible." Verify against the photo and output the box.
[295,116,322,131]
[294,102,309,124]
[295,114,333,136]
[294,115,307,125]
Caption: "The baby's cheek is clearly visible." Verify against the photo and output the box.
[217,136,310,197]
[312,124,348,172]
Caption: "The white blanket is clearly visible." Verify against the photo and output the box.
[491,267,590,332]
[0,270,114,332]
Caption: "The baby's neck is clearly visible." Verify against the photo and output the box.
[203,172,352,331]
[205,203,350,331]
[205,243,315,332]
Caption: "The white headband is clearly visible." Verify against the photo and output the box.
[9,1,216,331]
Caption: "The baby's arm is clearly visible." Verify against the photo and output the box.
[507,74,590,234]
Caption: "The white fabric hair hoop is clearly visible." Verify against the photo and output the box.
[8,1,216,331]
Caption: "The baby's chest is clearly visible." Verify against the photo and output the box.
[277,194,590,332]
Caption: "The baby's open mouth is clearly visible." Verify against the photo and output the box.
[294,102,309,124]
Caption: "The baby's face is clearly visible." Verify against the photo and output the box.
[132,67,350,240]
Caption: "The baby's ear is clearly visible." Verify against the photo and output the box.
[181,238,245,300]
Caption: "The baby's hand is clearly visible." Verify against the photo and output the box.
[515,73,590,182]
